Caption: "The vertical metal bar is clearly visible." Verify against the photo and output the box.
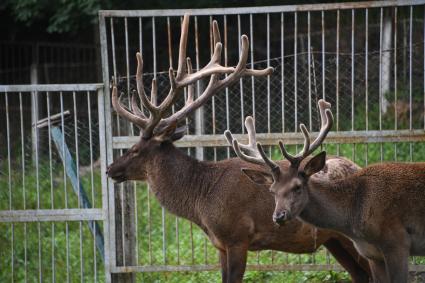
[379,8,384,162]
[60,92,70,283]
[46,92,56,283]
[138,16,144,266]
[336,10,340,157]
[250,14,256,120]
[5,92,11,211]
[110,18,117,84]
[73,92,84,282]
[267,13,271,133]
[351,9,355,131]
[19,92,28,283]
[124,17,134,136]
[147,185,152,264]
[350,9,355,161]
[379,8,383,132]
[409,5,413,161]
[365,9,369,165]
[321,10,326,99]
[34,90,41,283]
[5,92,14,282]
[210,16,217,162]
[238,14,245,133]
[98,12,112,282]
[281,13,285,132]
[394,7,398,160]
[87,91,97,282]
[294,12,298,131]
[308,11,312,131]
[224,15,230,157]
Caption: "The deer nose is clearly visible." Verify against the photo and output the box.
[273,211,287,225]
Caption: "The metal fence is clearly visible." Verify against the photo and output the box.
[1,1,425,282]
[0,84,107,282]
[98,0,425,279]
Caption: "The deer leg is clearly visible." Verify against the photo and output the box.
[368,259,388,283]
[324,238,370,283]
[226,245,248,283]
[382,246,409,283]
[219,249,228,283]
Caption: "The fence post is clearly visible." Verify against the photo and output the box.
[112,120,137,283]
[381,9,392,113]
[30,43,39,164]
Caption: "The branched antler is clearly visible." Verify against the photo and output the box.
[225,116,280,175]
[225,99,334,174]
[112,14,274,139]
[278,99,333,167]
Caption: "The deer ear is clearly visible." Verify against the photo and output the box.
[304,151,327,177]
[155,121,178,142]
[241,169,274,186]
[170,125,187,141]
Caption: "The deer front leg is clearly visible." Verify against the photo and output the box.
[382,246,409,283]
[368,259,388,283]
[219,249,228,283]
[226,245,248,283]
[324,238,371,283]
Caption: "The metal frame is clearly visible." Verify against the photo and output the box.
[98,0,425,279]
[0,83,109,283]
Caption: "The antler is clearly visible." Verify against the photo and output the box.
[112,14,274,139]
[225,116,279,173]
[226,99,333,177]
[278,99,333,167]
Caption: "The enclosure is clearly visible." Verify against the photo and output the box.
[1,0,425,282]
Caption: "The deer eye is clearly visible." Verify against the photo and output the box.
[293,185,302,194]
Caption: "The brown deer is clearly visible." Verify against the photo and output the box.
[107,15,370,283]
[231,100,425,282]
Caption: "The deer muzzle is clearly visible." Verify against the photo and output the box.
[273,210,290,225]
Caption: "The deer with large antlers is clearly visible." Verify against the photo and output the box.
[229,99,425,282]
[107,15,370,282]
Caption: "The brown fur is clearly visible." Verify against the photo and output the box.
[270,154,425,283]
[107,140,371,283]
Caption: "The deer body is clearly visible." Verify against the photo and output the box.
[119,141,370,282]
[230,99,422,282]
[295,161,425,282]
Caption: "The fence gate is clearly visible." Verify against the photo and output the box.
[0,84,108,282]
[98,0,425,281]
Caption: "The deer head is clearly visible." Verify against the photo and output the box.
[225,99,333,225]
[107,14,273,183]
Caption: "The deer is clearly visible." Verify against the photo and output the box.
[106,14,371,283]
[229,99,425,283]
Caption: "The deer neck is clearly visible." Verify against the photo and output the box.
[299,177,357,235]
[145,143,213,226]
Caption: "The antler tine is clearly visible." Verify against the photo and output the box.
[225,116,264,165]
[256,143,280,172]
[306,99,333,154]
[130,91,146,119]
[185,58,194,105]
[279,99,333,167]
[176,14,190,80]
[224,132,264,166]
[212,20,221,47]
[111,86,147,128]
